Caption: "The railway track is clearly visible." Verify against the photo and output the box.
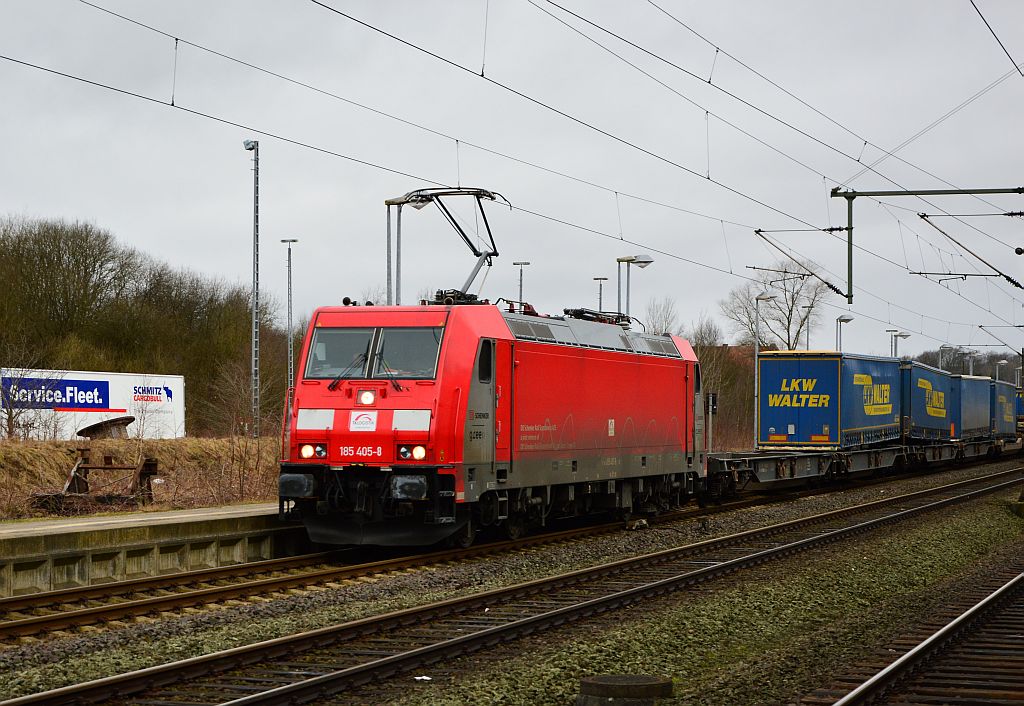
[803,568,1024,705]
[6,468,1020,705]
[1,461,1008,641]
[0,499,728,641]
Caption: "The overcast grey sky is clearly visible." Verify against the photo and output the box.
[3,0,1023,358]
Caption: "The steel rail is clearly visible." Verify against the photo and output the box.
[0,551,341,614]
[832,571,1024,705]
[3,457,1010,639]
[220,476,1024,705]
[0,482,831,639]
[0,502,715,639]
[5,468,1019,706]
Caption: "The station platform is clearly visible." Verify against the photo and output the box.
[0,503,308,597]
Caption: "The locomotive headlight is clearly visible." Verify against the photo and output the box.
[398,445,412,459]
[411,445,427,460]
[299,444,327,459]
[357,390,376,405]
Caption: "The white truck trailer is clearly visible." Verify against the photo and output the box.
[0,368,186,439]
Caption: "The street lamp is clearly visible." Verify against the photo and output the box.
[894,332,911,357]
[593,276,608,311]
[996,359,1008,381]
[616,254,654,317]
[800,304,813,349]
[513,261,530,306]
[938,344,956,371]
[754,291,777,449]
[885,328,898,357]
[965,349,978,375]
[281,239,298,387]
[243,139,260,437]
[836,314,853,352]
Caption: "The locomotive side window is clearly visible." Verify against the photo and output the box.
[478,340,493,383]
[372,327,444,380]
[304,328,373,379]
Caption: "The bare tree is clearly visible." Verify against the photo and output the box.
[644,296,684,335]
[359,286,387,306]
[719,262,828,349]
[686,313,725,390]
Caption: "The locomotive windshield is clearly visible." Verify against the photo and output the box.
[304,326,444,380]
[305,328,374,379]
[373,327,444,379]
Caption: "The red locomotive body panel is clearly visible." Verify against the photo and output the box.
[512,342,695,466]
[279,302,703,546]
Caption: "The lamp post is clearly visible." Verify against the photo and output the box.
[281,239,298,386]
[965,349,977,375]
[885,328,898,357]
[801,304,813,349]
[836,314,854,351]
[996,359,1008,381]
[594,276,608,311]
[894,332,911,357]
[243,139,260,437]
[616,254,654,317]
[938,344,955,371]
[513,261,530,306]
[754,291,777,449]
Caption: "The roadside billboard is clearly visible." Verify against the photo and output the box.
[0,368,185,439]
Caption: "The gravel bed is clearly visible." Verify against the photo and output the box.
[0,459,1020,699]
[339,491,1024,706]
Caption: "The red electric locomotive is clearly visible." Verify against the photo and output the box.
[278,296,705,546]
[278,187,705,546]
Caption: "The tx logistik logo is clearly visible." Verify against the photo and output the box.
[767,378,831,408]
[852,374,892,415]
[917,378,946,418]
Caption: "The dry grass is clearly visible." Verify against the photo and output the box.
[0,437,280,520]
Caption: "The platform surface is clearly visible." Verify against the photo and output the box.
[0,503,279,540]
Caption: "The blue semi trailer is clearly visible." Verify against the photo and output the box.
[991,379,1016,440]
[901,361,954,442]
[758,352,901,449]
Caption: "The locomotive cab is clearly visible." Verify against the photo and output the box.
[279,303,505,545]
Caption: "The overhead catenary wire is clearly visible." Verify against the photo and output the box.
[2,48,1009,345]
[0,51,1000,349]
[311,0,1024,315]
[6,18,1022,348]
[918,214,1023,289]
[647,0,1020,218]
[75,0,750,232]
[305,0,823,230]
[76,0,1024,322]
[532,0,1024,296]
[970,0,1024,78]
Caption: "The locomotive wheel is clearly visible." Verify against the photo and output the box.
[453,516,475,549]
[503,515,527,540]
